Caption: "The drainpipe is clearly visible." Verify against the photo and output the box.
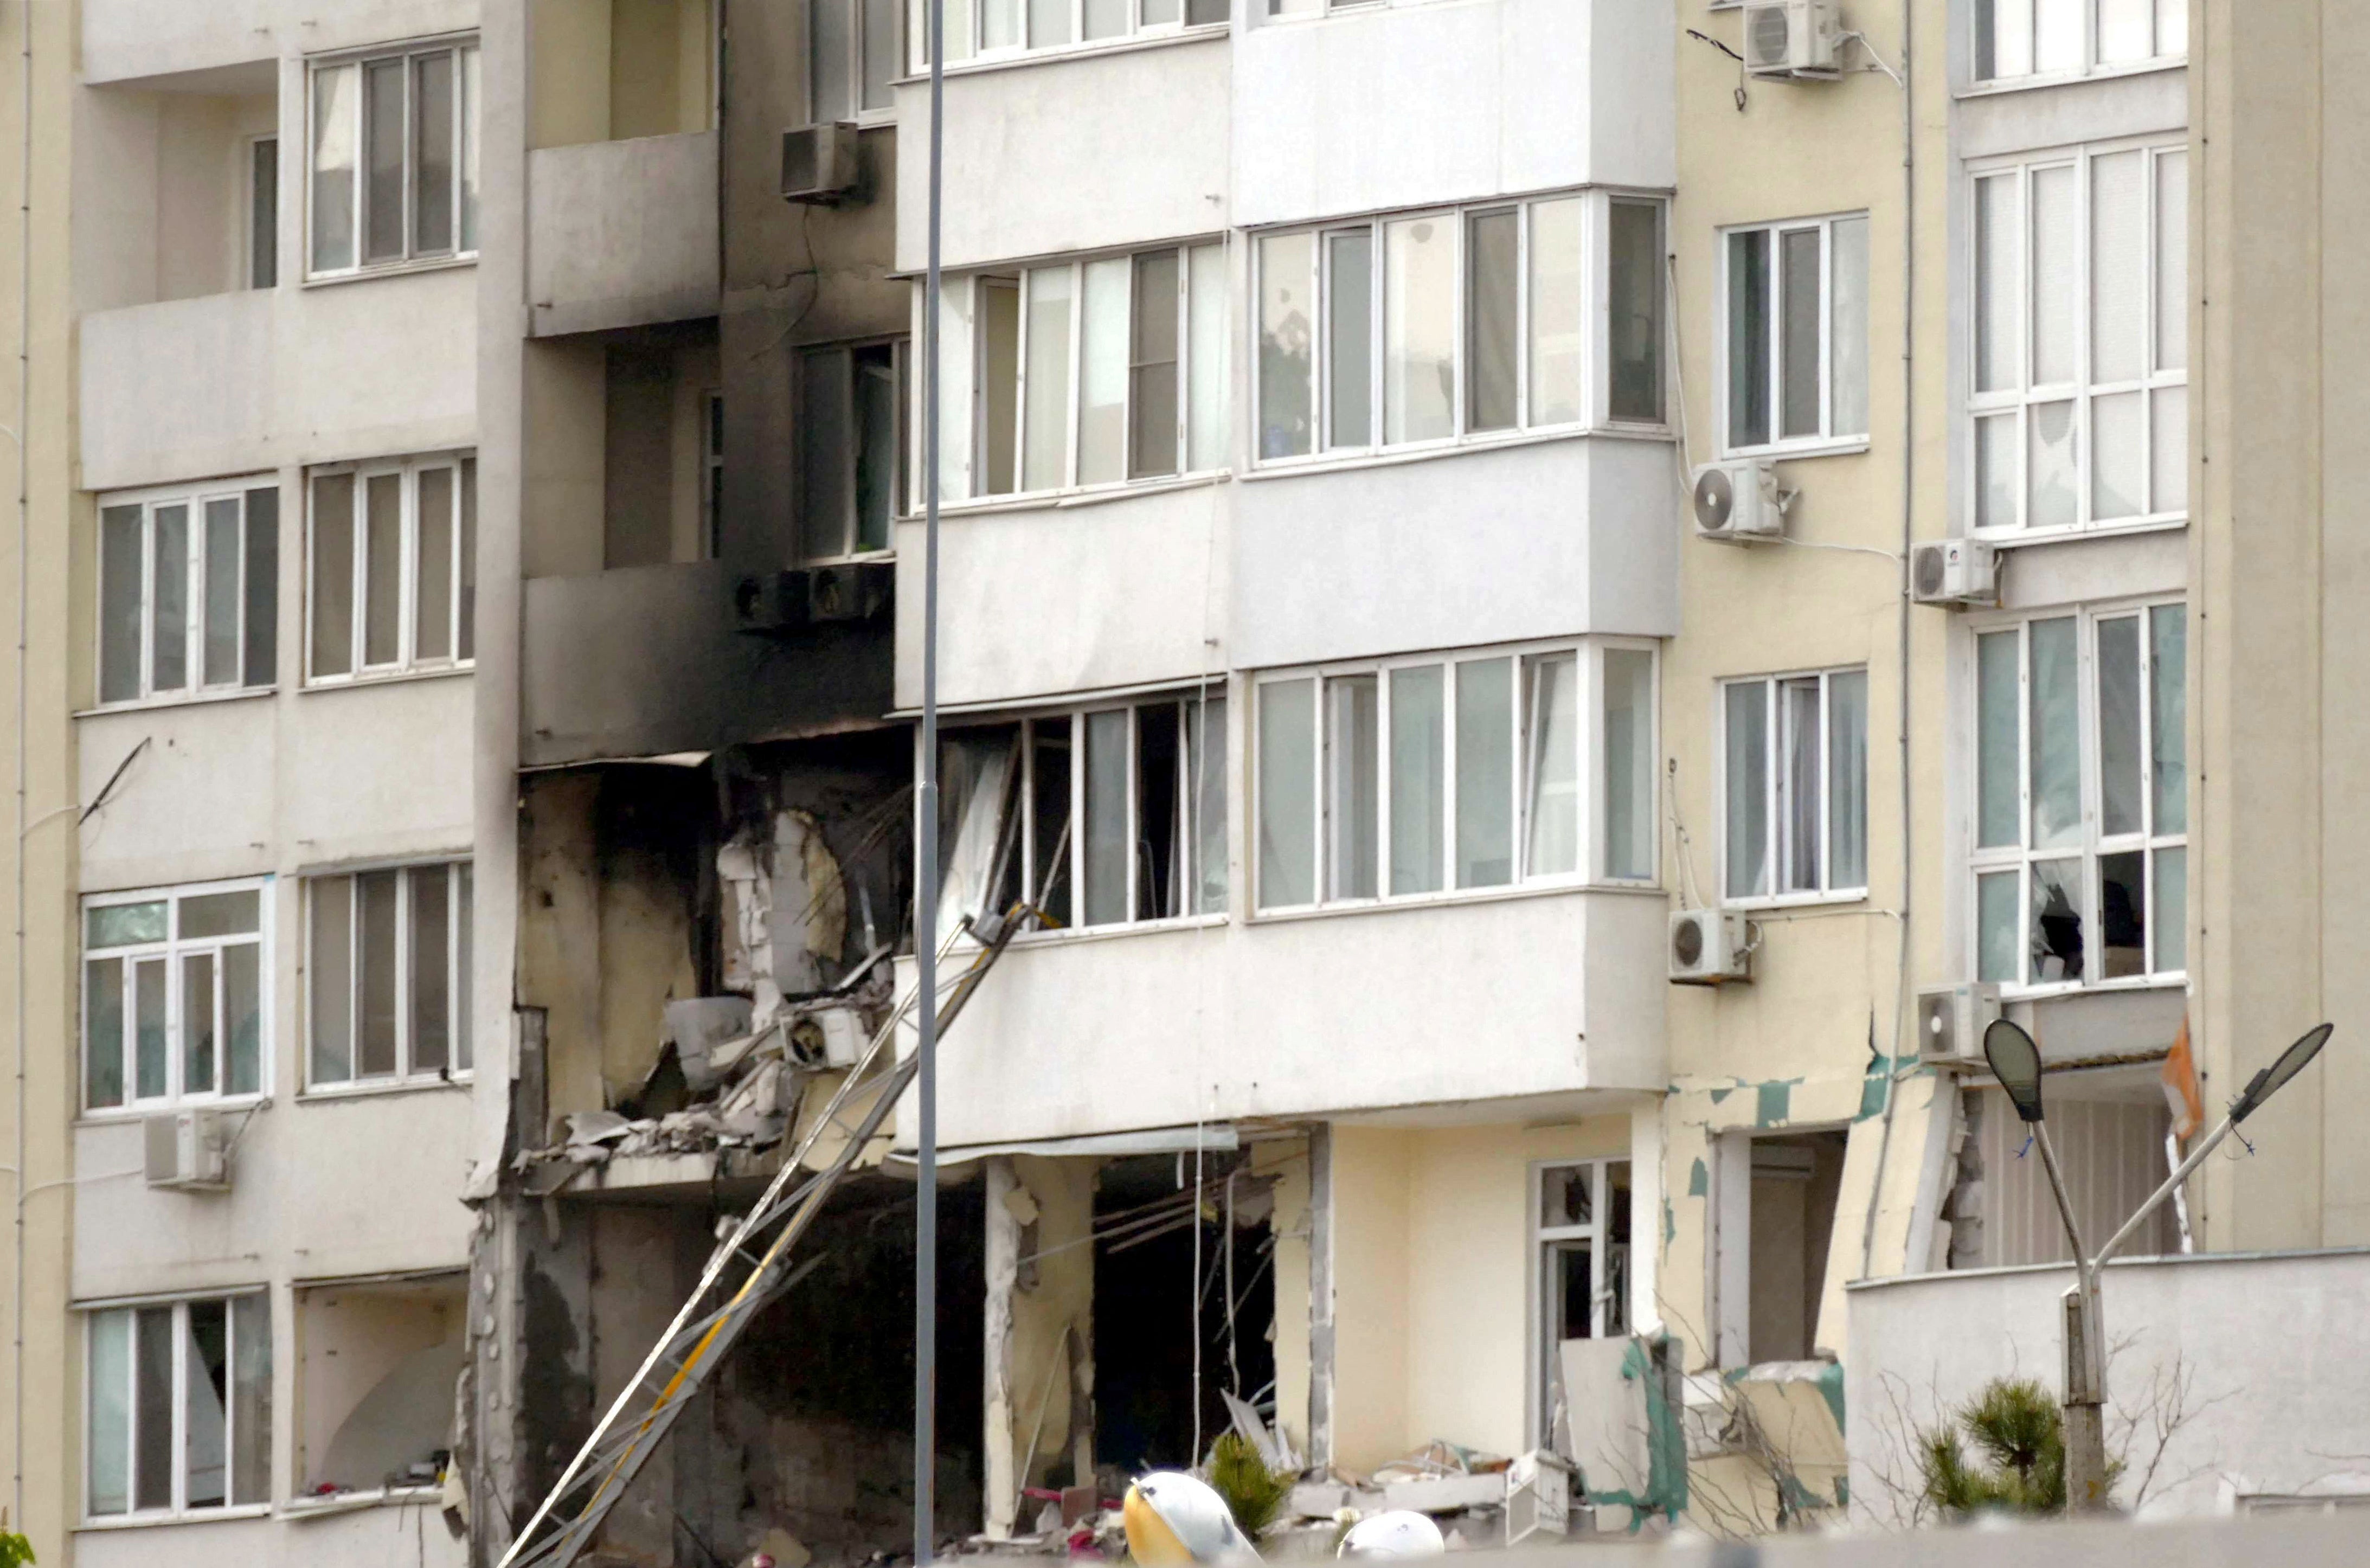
[1858,0,1917,1282]
[10,0,31,1527]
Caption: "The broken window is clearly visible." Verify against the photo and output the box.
[1256,641,1654,911]
[294,1273,464,1501]
[308,454,476,681]
[937,691,1225,937]
[1722,666,1868,902]
[944,243,1225,501]
[800,340,906,561]
[82,881,268,1112]
[307,862,473,1087]
[1973,603,2185,988]
[1257,191,1663,462]
[1713,1130,1847,1367]
[1970,143,2187,532]
[86,1292,271,1518]
[1534,1159,1629,1448]
[1948,1083,2177,1268]
[98,480,279,706]
[307,38,480,277]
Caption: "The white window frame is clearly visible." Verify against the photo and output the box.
[799,337,907,562]
[1966,139,2188,540]
[1969,0,2186,87]
[815,0,903,124]
[1718,665,1872,909]
[932,242,1226,506]
[304,35,481,280]
[1528,1158,1630,1450]
[937,690,1228,939]
[1263,0,1457,20]
[1717,211,1871,457]
[304,860,474,1093]
[913,0,1228,71]
[80,878,273,1117]
[94,478,280,709]
[1250,190,1666,471]
[1966,599,2187,995]
[304,452,475,685]
[1251,638,1659,916]
[82,1291,273,1524]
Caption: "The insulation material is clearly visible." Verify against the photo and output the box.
[721,809,849,1016]
[1726,1360,1847,1513]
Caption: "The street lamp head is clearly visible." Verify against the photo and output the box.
[1984,1018,2047,1123]
[2231,1023,2335,1124]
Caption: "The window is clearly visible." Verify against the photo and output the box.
[1710,1130,1847,1367]
[307,862,473,1088]
[815,0,902,119]
[82,883,268,1113]
[800,341,904,560]
[938,243,1225,502]
[86,1294,271,1519]
[1971,143,2187,535]
[248,137,279,290]
[935,692,1226,941]
[702,391,725,558]
[1256,192,1662,462]
[1722,667,1869,903]
[307,455,475,682]
[1534,1159,1629,1447]
[98,481,279,707]
[1971,603,2186,988]
[913,0,1226,68]
[308,38,480,277]
[1973,0,2185,82]
[1255,642,1655,911]
[1723,214,1869,453]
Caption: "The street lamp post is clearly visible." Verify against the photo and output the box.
[1980,1017,2334,1514]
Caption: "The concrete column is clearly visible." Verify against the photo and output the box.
[1627,1100,1664,1338]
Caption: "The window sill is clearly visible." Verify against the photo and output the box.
[1974,516,2188,551]
[896,22,1226,85]
[79,1504,273,1532]
[1995,973,2188,1004]
[301,663,475,694]
[992,911,1227,949]
[1251,876,1641,927]
[933,470,1226,519]
[298,1074,473,1104]
[77,686,277,721]
[1245,423,1667,483]
[301,253,478,290]
[284,1486,441,1520]
[1955,57,2185,99]
[1725,889,1872,914]
[78,1094,268,1129]
[1725,438,1870,464]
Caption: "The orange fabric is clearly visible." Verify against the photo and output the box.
[2162,1014,2205,1142]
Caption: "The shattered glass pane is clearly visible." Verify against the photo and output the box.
[2029,857,2084,984]
[1540,1165,1592,1229]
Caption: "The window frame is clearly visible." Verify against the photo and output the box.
[246,133,280,291]
[1250,638,1659,917]
[1966,138,2189,541]
[935,689,1228,941]
[80,878,273,1118]
[1527,1156,1630,1450]
[81,1290,273,1524]
[814,0,903,125]
[1965,598,2188,997]
[1968,0,2187,88]
[1250,189,1667,472]
[798,337,908,562]
[303,859,475,1094]
[303,34,481,282]
[303,452,476,685]
[912,0,1229,72]
[1717,664,1872,909]
[1717,210,1872,458]
[94,477,280,710]
[702,389,725,560]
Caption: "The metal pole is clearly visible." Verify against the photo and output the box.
[914,0,946,1561]
[2032,1123,2108,1511]
[2096,1110,2237,1268]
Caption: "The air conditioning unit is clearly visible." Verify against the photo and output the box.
[1916,982,2002,1068]
[1692,459,1788,543]
[144,1109,231,1192]
[1911,538,2001,608]
[787,1003,869,1069]
[1743,0,1842,79]
[1670,909,1752,986]
[734,563,895,635]
[782,123,862,204]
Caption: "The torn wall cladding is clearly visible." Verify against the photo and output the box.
[295,1274,466,1507]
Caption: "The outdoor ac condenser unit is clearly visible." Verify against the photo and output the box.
[1692,459,1788,543]
[1670,909,1752,985]
[144,1108,232,1192]
[782,123,862,204]
[1916,982,2002,1068]
[1911,538,2001,608]
[1743,0,1843,79]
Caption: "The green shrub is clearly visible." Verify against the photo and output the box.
[1918,1376,2119,1519]
[1208,1431,1294,1539]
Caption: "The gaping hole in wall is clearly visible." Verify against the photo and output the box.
[1746,1130,1846,1366]
[1090,1153,1279,1483]
[1945,1071,2178,1270]
[297,1273,466,1502]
